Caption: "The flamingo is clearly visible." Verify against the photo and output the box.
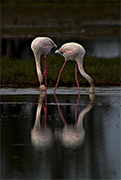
[31,37,57,91]
[31,92,53,148]
[54,42,95,94]
[55,93,95,148]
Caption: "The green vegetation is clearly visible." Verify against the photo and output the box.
[0,56,120,87]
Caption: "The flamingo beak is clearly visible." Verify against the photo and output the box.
[54,44,57,48]
[55,50,63,55]
[55,50,59,54]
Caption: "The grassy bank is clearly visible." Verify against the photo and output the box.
[0,56,120,87]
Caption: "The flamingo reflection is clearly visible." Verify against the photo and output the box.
[31,92,53,148]
[54,93,95,148]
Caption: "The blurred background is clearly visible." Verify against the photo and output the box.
[1,0,120,59]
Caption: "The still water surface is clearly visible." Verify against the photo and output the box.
[0,87,120,179]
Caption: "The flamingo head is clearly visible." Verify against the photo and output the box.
[55,50,68,61]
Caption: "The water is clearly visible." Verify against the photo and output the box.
[1,37,120,59]
[0,87,121,179]
[82,38,120,58]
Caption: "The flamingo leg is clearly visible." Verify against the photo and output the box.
[44,91,47,125]
[41,91,47,126]
[42,103,47,126]
[75,61,80,94]
[54,93,66,124]
[54,61,67,93]
[75,93,80,123]
[44,56,47,89]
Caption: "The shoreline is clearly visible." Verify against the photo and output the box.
[0,87,121,97]
[0,84,120,88]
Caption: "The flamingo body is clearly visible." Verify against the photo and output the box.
[55,42,94,94]
[31,37,56,56]
[56,42,85,61]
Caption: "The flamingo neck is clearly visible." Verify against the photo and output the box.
[34,53,42,84]
[77,94,94,129]
[76,60,94,92]
[49,40,54,47]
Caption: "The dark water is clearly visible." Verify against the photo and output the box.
[0,37,120,59]
[0,87,120,179]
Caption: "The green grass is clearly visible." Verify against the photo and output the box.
[0,57,38,87]
[0,56,120,87]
